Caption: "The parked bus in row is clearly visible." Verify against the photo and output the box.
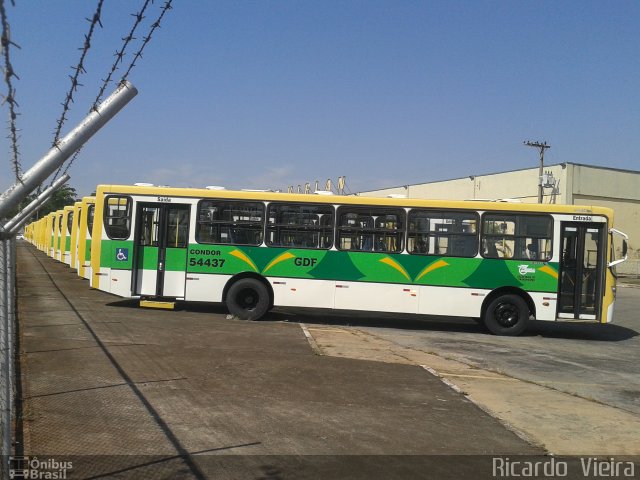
[75,183,629,336]
[77,197,96,280]
[24,196,95,280]
[69,201,83,271]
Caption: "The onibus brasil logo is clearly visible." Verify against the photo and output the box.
[9,456,73,479]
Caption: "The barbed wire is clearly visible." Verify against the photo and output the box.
[50,0,152,187]
[92,0,152,109]
[51,0,104,149]
[0,0,22,181]
[121,0,173,83]
[44,0,105,192]
[53,0,173,185]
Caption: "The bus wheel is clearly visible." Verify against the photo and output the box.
[483,294,529,336]
[226,278,270,320]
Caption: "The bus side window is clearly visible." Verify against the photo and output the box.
[481,214,552,261]
[196,200,264,246]
[337,208,404,253]
[408,209,478,257]
[484,239,499,258]
[413,238,428,253]
[87,204,95,236]
[104,196,132,240]
[266,203,334,249]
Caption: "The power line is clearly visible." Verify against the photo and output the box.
[0,0,21,181]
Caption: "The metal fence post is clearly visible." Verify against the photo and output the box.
[0,81,138,219]
[3,174,71,236]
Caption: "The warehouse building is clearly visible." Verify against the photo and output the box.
[358,162,639,268]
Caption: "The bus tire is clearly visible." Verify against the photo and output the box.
[226,278,270,321]
[483,294,529,336]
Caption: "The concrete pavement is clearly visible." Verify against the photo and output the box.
[15,242,544,479]
[293,288,640,456]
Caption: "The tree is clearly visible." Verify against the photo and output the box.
[7,184,79,221]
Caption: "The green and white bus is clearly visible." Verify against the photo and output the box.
[77,196,96,280]
[61,205,75,266]
[90,184,628,336]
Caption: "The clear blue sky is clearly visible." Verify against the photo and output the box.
[1,0,638,198]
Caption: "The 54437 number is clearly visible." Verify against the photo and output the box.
[189,258,225,268]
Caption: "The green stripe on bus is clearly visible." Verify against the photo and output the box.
[100,240,134,270]
[135,246,159,270]
[99,241,559,292]
[85,239,92,261]
[165,248,187,271]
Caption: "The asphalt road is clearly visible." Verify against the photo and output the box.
[284,286,640,415]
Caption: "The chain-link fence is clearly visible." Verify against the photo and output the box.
[0,236,16,478]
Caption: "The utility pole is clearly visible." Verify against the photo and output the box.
[524,140,551,203]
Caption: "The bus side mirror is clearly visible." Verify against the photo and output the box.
[608,228,629,268]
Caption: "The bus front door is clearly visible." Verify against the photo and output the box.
[132,203,190,298]
[558,223,605,320]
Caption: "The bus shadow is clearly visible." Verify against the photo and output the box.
[269,308,486,334]
[103,300,638,342]
[106,299,142,309]
[269,309,639,342]
[524,320,638,341]
[105,299,232,318]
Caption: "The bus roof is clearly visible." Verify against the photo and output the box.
[95,184,614,218]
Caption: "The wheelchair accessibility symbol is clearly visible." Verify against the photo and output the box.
[116,248,129,262]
